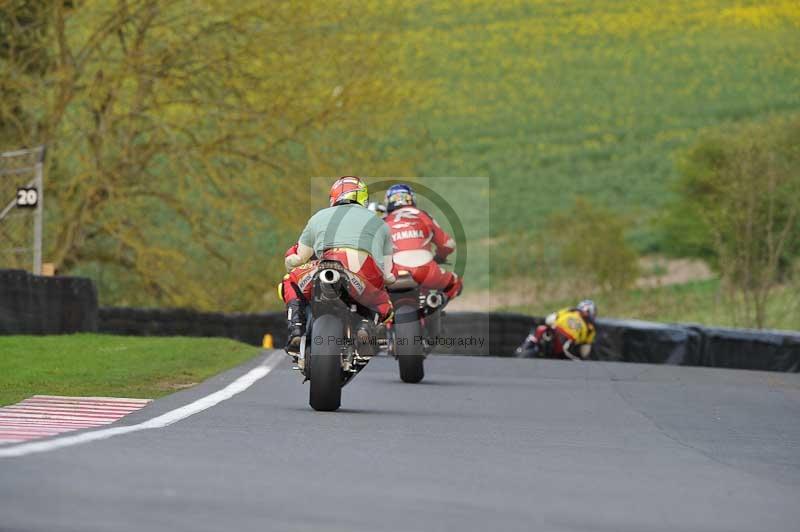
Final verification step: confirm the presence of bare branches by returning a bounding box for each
[1,0,415,310]
[678,116,800,328]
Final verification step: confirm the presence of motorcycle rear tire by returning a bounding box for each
[426,307,442,340]
[395,304,425,383]
[309,314,343,411]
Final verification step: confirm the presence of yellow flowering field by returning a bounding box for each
[380,0,800,251]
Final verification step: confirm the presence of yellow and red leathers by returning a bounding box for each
[530,309,596,360]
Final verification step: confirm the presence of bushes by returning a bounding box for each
[494,195,640,308]
[662,115,800,328]
[547,197,640,294]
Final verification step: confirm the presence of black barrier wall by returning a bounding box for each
[439,314,799,372]
[432,312,533,356]
[98,307,287,347]
[0,269,97,334]
[692,326,800,372]
[592,318,704,366]
[96,308,800,372]
[2,268,798,373]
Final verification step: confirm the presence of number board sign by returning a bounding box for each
[16,187,39,208]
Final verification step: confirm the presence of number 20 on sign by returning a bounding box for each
[16,188,38,208]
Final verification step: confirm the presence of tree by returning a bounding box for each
[547,196,640,295]
[670,115,800,328]
[0,0,420,310]
[0,1,53,145]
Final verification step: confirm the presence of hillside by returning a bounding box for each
[2,0,799,316]
[389,0,800,252]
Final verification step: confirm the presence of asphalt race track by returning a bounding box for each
[2,353,799,532]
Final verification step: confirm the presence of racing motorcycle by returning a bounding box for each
[514,324,581,360]
[514,325,551,358]
[297,259,380,411]
[386,268,447,383]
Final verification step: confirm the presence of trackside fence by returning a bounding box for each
[436,313,800,372]
[0,269,96,334]
[97,306,286,347]
[1,269,798,372]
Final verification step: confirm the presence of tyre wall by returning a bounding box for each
[97,307,287,347]
[91,310,800,372]
[2,267,797,372]
[0,269,97,334]
[439,313,799,372]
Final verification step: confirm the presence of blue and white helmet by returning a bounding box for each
[385,183,416,212]
[576,299,597,321]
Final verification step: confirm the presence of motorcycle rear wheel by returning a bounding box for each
[395,304,425,383]
[309,314,343,411]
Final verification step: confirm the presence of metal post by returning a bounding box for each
[33,146,45,275]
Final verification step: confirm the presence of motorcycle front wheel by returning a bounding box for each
[309,314,343,411]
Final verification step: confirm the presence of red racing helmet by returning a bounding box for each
[329,176,369,207]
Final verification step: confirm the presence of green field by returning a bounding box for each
[0,335,260,406]
[505,278,800,331]
[387,0,800,251]
[365,0,800,328]
[3,1,799,320]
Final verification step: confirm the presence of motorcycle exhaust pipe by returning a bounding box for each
[320,269,341,284]
[319,269,341,299]
[425,292,444,309]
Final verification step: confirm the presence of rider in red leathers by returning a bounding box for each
[383,184,463,300]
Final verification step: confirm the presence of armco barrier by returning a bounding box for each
[97,307,287,347]
[2,266,798,372]
[439,313,799,372]
[93,306,800,373]
[432,311,535,356]
[436,314,706,363]
[0,269,97,334]
[694,326,800,373]
[95,309,533,355]
[592,318,703,366]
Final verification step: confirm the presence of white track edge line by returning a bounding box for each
[0,351,284,459]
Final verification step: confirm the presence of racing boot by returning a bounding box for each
[514,334,539,358]
[355,319,376,359]
[285,299,306,355]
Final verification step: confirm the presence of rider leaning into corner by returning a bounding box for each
[383,184,463,301]
[514,300,597,360]
[278,176,396,354]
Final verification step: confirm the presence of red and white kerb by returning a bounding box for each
[0,395,151,444]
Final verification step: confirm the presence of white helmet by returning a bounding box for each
[577,299,597,321]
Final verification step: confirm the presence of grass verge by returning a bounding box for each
[0,334,260,407]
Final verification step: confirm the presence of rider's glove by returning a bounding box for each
[579,344,592,359]
[285,254,302,271]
